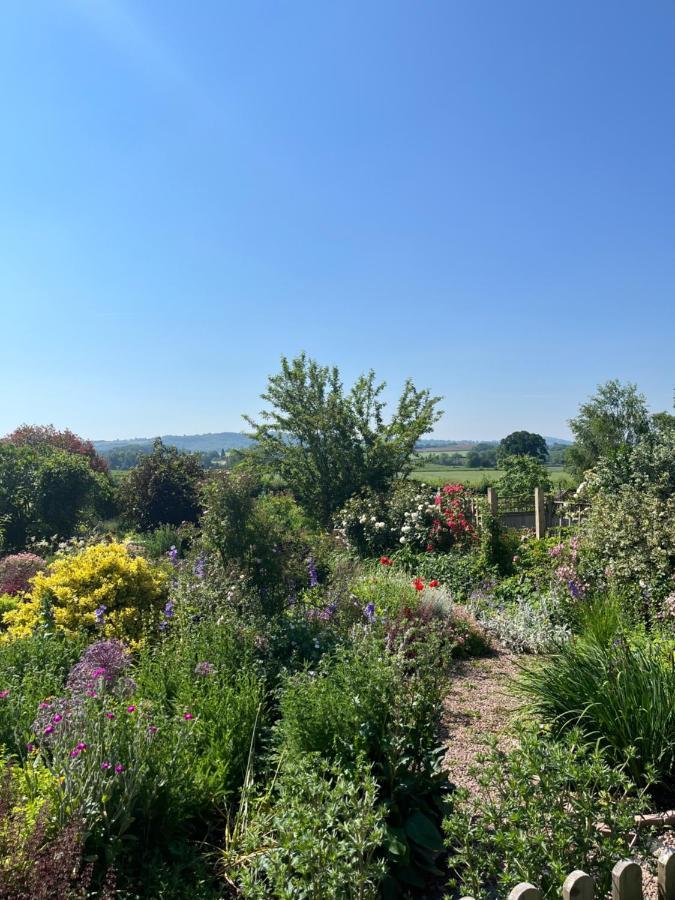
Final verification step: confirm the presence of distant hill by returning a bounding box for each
[93,432,254,454]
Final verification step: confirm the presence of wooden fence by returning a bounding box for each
[460,850,675,900]
[476,487,589,538]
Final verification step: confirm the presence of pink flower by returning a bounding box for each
[148,725,158,734]
[183,712,194,721]
[53,714,63,723]
[105,712,115,719]
[101,761,111,770]
[126,705,136,714]
[0,691,9,699]
[43,725,54,735]
[114,763,124,774]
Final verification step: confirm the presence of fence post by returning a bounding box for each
[534,486,546,539]
[486,486,498,518]
[563,870,594,900]
[508,884,541,900]
[658,849,675,899]
[612,860,642,900]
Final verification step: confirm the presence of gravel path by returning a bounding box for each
[442,648,521,794]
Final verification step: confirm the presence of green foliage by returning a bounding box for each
[517,601,675,784]
[497,430,548,464]
[578,420,675,606]
[120,438,203,531]
[0,444,111,551]
[0,631,84,755]
[200,472,328,613]
[245,354,441,525]
[498,454,552,497]
[567,379,652,479]
[444,728,648,899]
[276,632,450,890]
[229,754,386,899]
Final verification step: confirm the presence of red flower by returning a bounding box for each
[413,578,425,591]
[379,556,393,566]
[429,580,440,588]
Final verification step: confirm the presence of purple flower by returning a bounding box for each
[193,554,206,578]
[363,602,376,623]
[307,557,319,588]
[167,545,179,565]
[164,600,175,620]
[67,641,132,698]
[101,761,111,770]
[183,712,194,721]
[114,763,125,774]
[194,661,215,677]
[94,605,107,626]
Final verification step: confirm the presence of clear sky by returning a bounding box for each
[1,1,673,441]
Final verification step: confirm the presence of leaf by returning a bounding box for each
[403,810,444,852]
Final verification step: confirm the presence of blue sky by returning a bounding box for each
[1,1,673,441]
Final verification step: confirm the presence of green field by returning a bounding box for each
[410,465,573,488]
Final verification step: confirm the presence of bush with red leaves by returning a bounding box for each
[3,425,108,473]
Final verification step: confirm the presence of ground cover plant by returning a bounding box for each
[0,372,672,897]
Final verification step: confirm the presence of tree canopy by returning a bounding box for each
[566,380,652,479]
[497,431,548,464]
[245,354,442,524]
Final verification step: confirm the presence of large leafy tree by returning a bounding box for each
[497,431,548,464]
[566,380,652,479]
[245,354,442,524]
[3,424,108,473]
[120,439,203,531]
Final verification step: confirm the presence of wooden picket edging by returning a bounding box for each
[459,849,675,900]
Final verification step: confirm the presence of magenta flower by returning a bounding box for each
[126,705,136,714]
[39,701,51,709]
[43,725,54,735]
[53,714,63,723]
[86,690,97,698]
[26,743,36,752]
[105,712,115,719]
[148,725,158,735]
[0,690,9,699]
[114,763,125,774]
[101,761,111,770]
[182,712,194,721]
[76,741,87,750]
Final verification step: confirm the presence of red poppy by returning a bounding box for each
[379,556,393,566]
[413,578,425,591]
[429,580,440,588]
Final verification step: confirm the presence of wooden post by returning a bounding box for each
[563,871,594,900]
[658,849,675,899]
[534,486,546,539]
[486,486,498,517]
[508,884,541,900]
[612,860,642,900]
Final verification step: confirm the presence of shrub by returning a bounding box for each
[444,728,648,899]
[3,423,109,473]
[338,481,476,557]
[517,608,675,784]
[200,472,328,614]
[497,454,552,497]
[120,439,203,531]
[227,755,386,899]
[276,633,450,891]
[466,588,571,653]
[0,444,111,552]
[0,553,46,596]
[2,543,168,646]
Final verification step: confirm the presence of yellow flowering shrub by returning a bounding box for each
[2,543,168,645]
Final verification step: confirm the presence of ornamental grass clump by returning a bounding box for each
[518,598,675,785]
[2,543,168,646]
